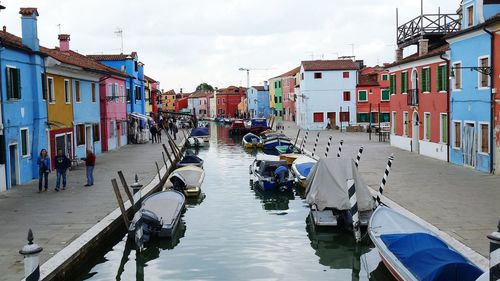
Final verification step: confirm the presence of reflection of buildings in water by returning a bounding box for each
[216,124,241,145]
[359,249,396,281]
[251,181,295,211]
[210,122,218,142]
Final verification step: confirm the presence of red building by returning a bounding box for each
[216,86,246,117]
[282,67,300,122]
[175,94,190,112]
[356,66,390,125]
[386,43,449,161]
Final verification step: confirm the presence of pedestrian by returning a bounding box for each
[150,123,158,143]
[37,149,50,193]
[84,149,96,187]
[54,149,71,191]
[157,123,162,143]
[168,119,173,135]
[173,122,178,140]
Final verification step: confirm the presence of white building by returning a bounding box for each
[296,60,359,130]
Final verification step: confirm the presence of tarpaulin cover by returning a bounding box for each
[305,158,374,211]
[179,155,203,165]
[251,119,267,127]
[296,163,314,178]
[191,127,209,137]
[381,233,483,281]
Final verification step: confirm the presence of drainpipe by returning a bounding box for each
[440,53,450,163]
[484,27,494,174]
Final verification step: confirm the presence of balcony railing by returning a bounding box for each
[407,89,419,106]
[397,14,460,48]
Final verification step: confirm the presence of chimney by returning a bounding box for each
[395,48,403,63]
[19,8,40,52]
[263,81,269,91]
[418,39,429,56]
[2,26,6,32]
[58,34,70,52]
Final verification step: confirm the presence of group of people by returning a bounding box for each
[36,149,96,193]
[150,117,179,143]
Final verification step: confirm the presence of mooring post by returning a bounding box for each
[111,179,129,229]
[130,174,143,207]
[488,220,500,280]
[324,136,332,158]
[292,129,301,149]
[162,151,167,167]
[117,170,134,206]
[301,130,309,154]
[347,179,361,242]
[19,229,43,281]
[155,161,162,182]
[375,154,394,206]
[168,140,179,160]
[311,132,320,157]
[337,140,344,158]
[162,144,173,165]
[355,147,364,168]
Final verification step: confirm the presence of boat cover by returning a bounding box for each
[296,162,315,177]
[381,233,483,281]
[305,158,374,211]
[167,166,205,188]
[251,119,267,127]
[191,127,209,137]
[179,155,203,165]
[258,160,289,177]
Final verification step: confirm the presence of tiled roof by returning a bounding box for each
[252,86,265,91]
[164,89,176,96]
[385,44,449,68]
[302,60,359,71]
[271,66,300,79]
[144,74,157,83]
[0,30,37,53]
[188,91,211,98]
[86,52,137,61]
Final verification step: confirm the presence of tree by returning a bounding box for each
[195,83,214,92]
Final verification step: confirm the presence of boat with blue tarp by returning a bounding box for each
[249,154,294,192]
[291,155,316,188]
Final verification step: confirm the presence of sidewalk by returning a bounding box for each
[0,131,185,281]
[281,121,500,258]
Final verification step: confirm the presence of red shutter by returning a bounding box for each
[340,112,350,122]
[313,112,324,122]
[343,91,351,101]
[343,72,349,78]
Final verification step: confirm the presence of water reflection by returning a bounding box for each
[250,181,295,212]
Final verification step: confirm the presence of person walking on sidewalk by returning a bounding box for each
[37,149,50,193]
[157,122,163,143]
[168,119,173,135]
[173,122,178,140]
[150,123,158,143]
[84,149,96,187]
[54,149,71,191]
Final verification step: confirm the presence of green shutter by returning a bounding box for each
[441,114,448,143]
[389,75,394,94]
[437,66,443,91]
[426,114,431,140]
[382,89,390,101]
[401,72,408,93]
[359,90,367,101]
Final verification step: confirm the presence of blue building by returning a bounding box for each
[87,53,146,115]
[446,0,498,172]
[0,8,48,189]
[246,83,270,118]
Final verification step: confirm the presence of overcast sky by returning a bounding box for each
[1,0,458,92]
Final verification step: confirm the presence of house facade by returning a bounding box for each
[281,67,300,122]
[188,91,210,117]
[356,66,391,126]
[246,84,270,118]
[216,86,245,117]
[269,77,283,121]
[491,18,500,173]
[296,60,359,130]
[162,89,176,112]
[0,8,48,189]
[99,75,127,152]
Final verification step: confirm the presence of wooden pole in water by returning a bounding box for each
[117,171,134,205]
[375,154,394,206]
[355,147,364,168]
[155,161,162,182]
[169,140,179,160]
[337,140,344,157]
[162,152,168,167]
[324,135,332,158]
[348,179,362,242]
[162,144,173,165]
[312,132,320,157]
[301,130,309,154]
[292,129,301,149]
[111,179,129,229]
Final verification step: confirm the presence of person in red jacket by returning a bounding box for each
[84,149,96,186]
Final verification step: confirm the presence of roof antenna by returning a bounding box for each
[57,24,61,35]
[115,27,123,54]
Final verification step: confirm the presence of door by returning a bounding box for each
[327,112,336,128]
[66,133,73,158]
[9,145,17,186]
[117,122,122,148]
[56,135,65,156]
[463,123,476,167]
[412,111,420,153]
[86,125,92,151]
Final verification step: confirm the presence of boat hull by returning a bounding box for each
[262,138,292,150]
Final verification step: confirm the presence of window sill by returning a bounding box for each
[438,91,447,94]
[422,91,430,94]
[478,151,490,156]
[22,154,30,158]
[452,146,461,150]
[401,93,407,95]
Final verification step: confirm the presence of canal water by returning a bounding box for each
[76,124,394,281]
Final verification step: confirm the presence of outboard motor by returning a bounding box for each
[274,165,289,191]
[170,175,187,192]
[134,209,161,247]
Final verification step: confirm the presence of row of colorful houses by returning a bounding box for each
[0,7,163,192]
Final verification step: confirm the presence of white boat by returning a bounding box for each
[164,166,205,198]
[187,137,208,147]
[291,155,317,188]
[368,206,484,281]
[242,133,262,149]
[305,158,374,228]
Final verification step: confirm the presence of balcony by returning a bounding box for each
[397,14,460,48]
[407,89,419,106]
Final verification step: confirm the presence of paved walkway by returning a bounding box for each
[0,131,186,281]
[281,121,500,258]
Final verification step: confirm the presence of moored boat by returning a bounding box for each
[291,155,317,188]
[242,132,262,148]
[229,119,247,135]
[279,153,302,165]
[261,133,292,150]
[275,145,300,154]
[164,166,205,198]
[187,137,208,147]
[177,154,204,168]
[191,127,210,142]
[368,206,484,281]
[249,154,294,192]
[248,118,269,134]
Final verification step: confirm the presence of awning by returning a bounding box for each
[128,112,153,121]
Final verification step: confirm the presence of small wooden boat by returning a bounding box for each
[261,133,292,150]
[250,154,294,192]
[129,190,185,247]
[242,133,262,149]
[369,206,484,281]
[279,153,302,165]
[164,166,205,198]
[291,155,317,188]
[190,127,210,142]
[229,119,248,135]
[177,154,204,168]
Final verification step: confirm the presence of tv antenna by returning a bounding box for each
[115,27,123,54]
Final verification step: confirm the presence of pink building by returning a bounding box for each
[188,91,210,117]
[100,75,128,151]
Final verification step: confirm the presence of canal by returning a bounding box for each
[76,124,394,281]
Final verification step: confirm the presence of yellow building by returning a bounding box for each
[162,89,176,111]
[268,77,277,111]
[144,79,153,115]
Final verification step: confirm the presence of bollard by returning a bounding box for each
[311,132,320,157]
[347,179,361,243]
[355,147,364,168]
[488,220,500,280]
[19,229,43,281]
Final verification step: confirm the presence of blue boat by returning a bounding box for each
[250,155,294,192]
[191,127,209,138]
[261,133,292,150]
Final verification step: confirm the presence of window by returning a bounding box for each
[440,114,448,143]
[274,96,278,103]
[453,122,461,148]
[122,121,127,135]
[357,113,369,123]
[403,112,409,136]
[48,77,55,103]
[343,72,349,78]
[340,112,349,122]
[110,120,116,137]
[135,86,141,100]
[421,67,431,92]
[148,90,152,105]
[454,63,462,90]
[6,67,21,100]
[389,74,396,94]
[113,84,118,101]
[343,91,351,101]
[301,73,304,80]
[467,5,474,27]
[480,57,489,88]
[120,85,125,103]
[91,83,96,103]
[381,89,390,101]
[64,79,70,103]
[381,74,389,81]
[93,124,100,142]
[424,113,431,140]
[437,65,447,92]
[76,124,85,146]
[381,112,390,122]
[75,80,81,102]
[41,73,47,100]
[217,98,220,104]
[126,88,132,102]
[313,112,324,123]
[20,128,29,157]
[134,61,138,72]
[314,72,322,79]
[480,123,489,153]
[358,90,367,102]
[401,71,408,94]
[392,112,397,133]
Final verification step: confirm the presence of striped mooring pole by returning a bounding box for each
[355,147,364,168]
[324,136,332,158]
[488,220,500,280]
[301,130,309,154]
[19,229,43,281]
[347,179,362,242]
[337,140,344,158]
[311,132,320,157]
[375,154,394,206]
